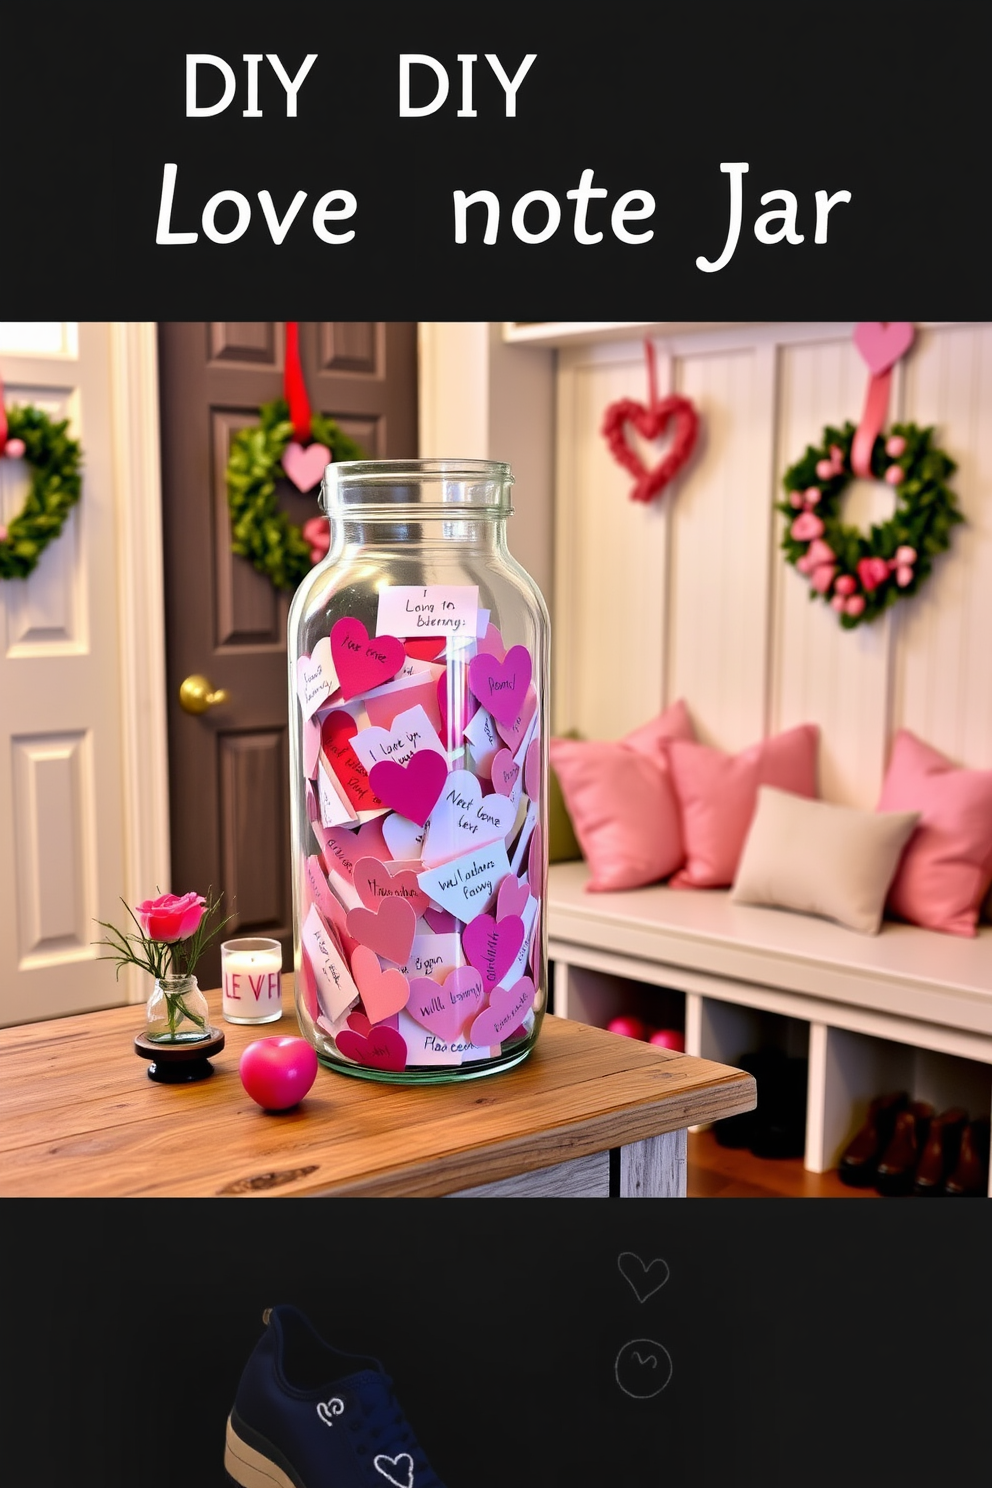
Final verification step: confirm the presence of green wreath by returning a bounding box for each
[778,421,962,629]
[0,405,83,580]
[226,397,365,592]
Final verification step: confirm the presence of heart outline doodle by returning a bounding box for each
[617,1251,670,1303]
[373,1452,415,1488]
[316,1396,345,1426]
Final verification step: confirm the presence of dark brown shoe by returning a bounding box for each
[875,1102,935,1196]
[944,1117,991,1197]
[838,1090,909,1188]
[913,1107,968,1196]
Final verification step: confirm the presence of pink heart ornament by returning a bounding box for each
[353,855,429,918]
[330,617,406,701]
[857,555,890,593]
[318,818,389,885]
[336,1025,407,1073]
[853,321,915,376]
[345,895,418,966]
[463,912,526,990]
[468,645,533,726]
[350,944,410,1024]
[282,441,331,493]
[405,966,486,1041]
[468,976,537,1047]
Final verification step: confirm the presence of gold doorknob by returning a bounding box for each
[179,674,229,715]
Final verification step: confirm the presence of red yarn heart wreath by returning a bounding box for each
[601,340,700,504]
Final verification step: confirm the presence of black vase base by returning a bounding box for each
[134,1027,225,1083]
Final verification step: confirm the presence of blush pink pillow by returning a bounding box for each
[549,700,695,891]
[877,729,992,937]
[667,724,819,888]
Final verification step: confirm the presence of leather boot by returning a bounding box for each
[875,1102,934,1196]
[944,1116,991,1197]
[913,1107,968,1196]
[838,1090,909,1188]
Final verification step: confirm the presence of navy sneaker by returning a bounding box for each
[225,1305,447,1488]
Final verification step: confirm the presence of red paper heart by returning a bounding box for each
[320,712,384,813]
[602,394,699,504]
[336,1024,407,1072]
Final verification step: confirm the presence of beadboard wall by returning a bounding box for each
[553,321,992,808]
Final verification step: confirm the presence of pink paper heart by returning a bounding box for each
[404,637,447,662]
[406,966,486,1041]
[345,895,418,966]
[491,749,521,797]
[857,555,890,593]
[528,822,544,896]
[353,855,429,917]
[496,873,530,921]
[347,1009,372,1038]
[382,813,427,862]
[468,976,536,1047]
[368,749,449,828]
[476,623,506,660]
[494,687,538,752]
[524,737,541,801]
[319,887,363,962]
[468,646,533,726]
[282,441,331,492]
[319,819,389,885]
[853,321,915,376]
[424,906,459,935]
[463,912,526,990]
[330,617,406,701]
[302,714,321,779]
[321,712,385,813]
[336,1025,407,1072]
[350,944,410,1024]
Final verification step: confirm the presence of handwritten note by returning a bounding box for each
[418,840,510,919]
[377,585,479,639]
[302,903,360,1022]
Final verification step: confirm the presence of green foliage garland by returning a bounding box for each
[0,405,83,579]
[778,421,962,630]
[226,397,365,592]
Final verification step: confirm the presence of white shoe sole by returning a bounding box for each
[225,1414,299,1488]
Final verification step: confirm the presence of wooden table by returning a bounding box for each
[0,980,755,1197]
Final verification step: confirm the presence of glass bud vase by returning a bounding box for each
[287,459,549,1084]
[145,974,211,1044]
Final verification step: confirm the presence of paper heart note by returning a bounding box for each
[346,894,418,966]
[418,840,510,920]
[330,617,406,701]
[296,636,339,720]
[463,911,526,990]
[405,965,485,1041]
[319,819,389,884]
[469,976,536,1046]
[422,769,517,868]
[351,944,410,1024]
[320,712,385,814]
[468,646,533,726]
[353,855,430,918]
[350,704,446,772]
[336,1025,407,1073]
[369,749,448,828]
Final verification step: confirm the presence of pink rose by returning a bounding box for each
[833,574,857,597]
[857,556,890,592]
[791,511,824,542]
[135,891,206,942]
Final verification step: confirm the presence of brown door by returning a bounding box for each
[157,322,418,988]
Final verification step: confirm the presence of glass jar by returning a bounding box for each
[145,974,210,1043]
[287,459,548,1084]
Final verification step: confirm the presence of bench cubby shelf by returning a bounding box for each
[548,862,992,1195]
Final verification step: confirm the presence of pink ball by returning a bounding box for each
[885,435,907,458]
[885,463,903,486]
[239,1036,318,1111]
[650,1028,685,1052]
[815,459,835,481]
[804,486,822,504]
[0,525,7,544]
[607,1015,650,1041]
[833,574,857,596]
[789,492,803,509]
[845,595,866,617]
[831,595,846,612]
[3,437,25,459]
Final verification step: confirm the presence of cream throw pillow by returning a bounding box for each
[731,787,920,934]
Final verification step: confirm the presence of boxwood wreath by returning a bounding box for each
[778,420,962,629]
[0,405,83,580]
[226,397,365,592]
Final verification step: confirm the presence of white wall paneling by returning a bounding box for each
[554,323,992,804]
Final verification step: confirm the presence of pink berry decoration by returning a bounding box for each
[885,463,903,485]
[4,437,25,459]
[885,434,907,458]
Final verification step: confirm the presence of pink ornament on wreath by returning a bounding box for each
[885,463,904,486]
[4,437,25,459]
[301,515,330,564]
[791,510,824,542]
[0,525,7,544]
[885,434,907,459]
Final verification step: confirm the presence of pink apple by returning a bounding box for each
[607,1015,650,1040]
[650,1028,685,1052]
[239,1036,318,1111]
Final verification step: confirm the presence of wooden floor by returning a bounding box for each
[687,1128,878,1198]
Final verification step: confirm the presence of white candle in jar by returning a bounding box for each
[221,938,283,1024]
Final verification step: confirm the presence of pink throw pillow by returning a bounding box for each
[667,724,819,888]
[549,700,695,892]
[877,729,992,937]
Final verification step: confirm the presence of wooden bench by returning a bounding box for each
[548,860,992,1193]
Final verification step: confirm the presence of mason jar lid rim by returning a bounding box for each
[326,457,513,480]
